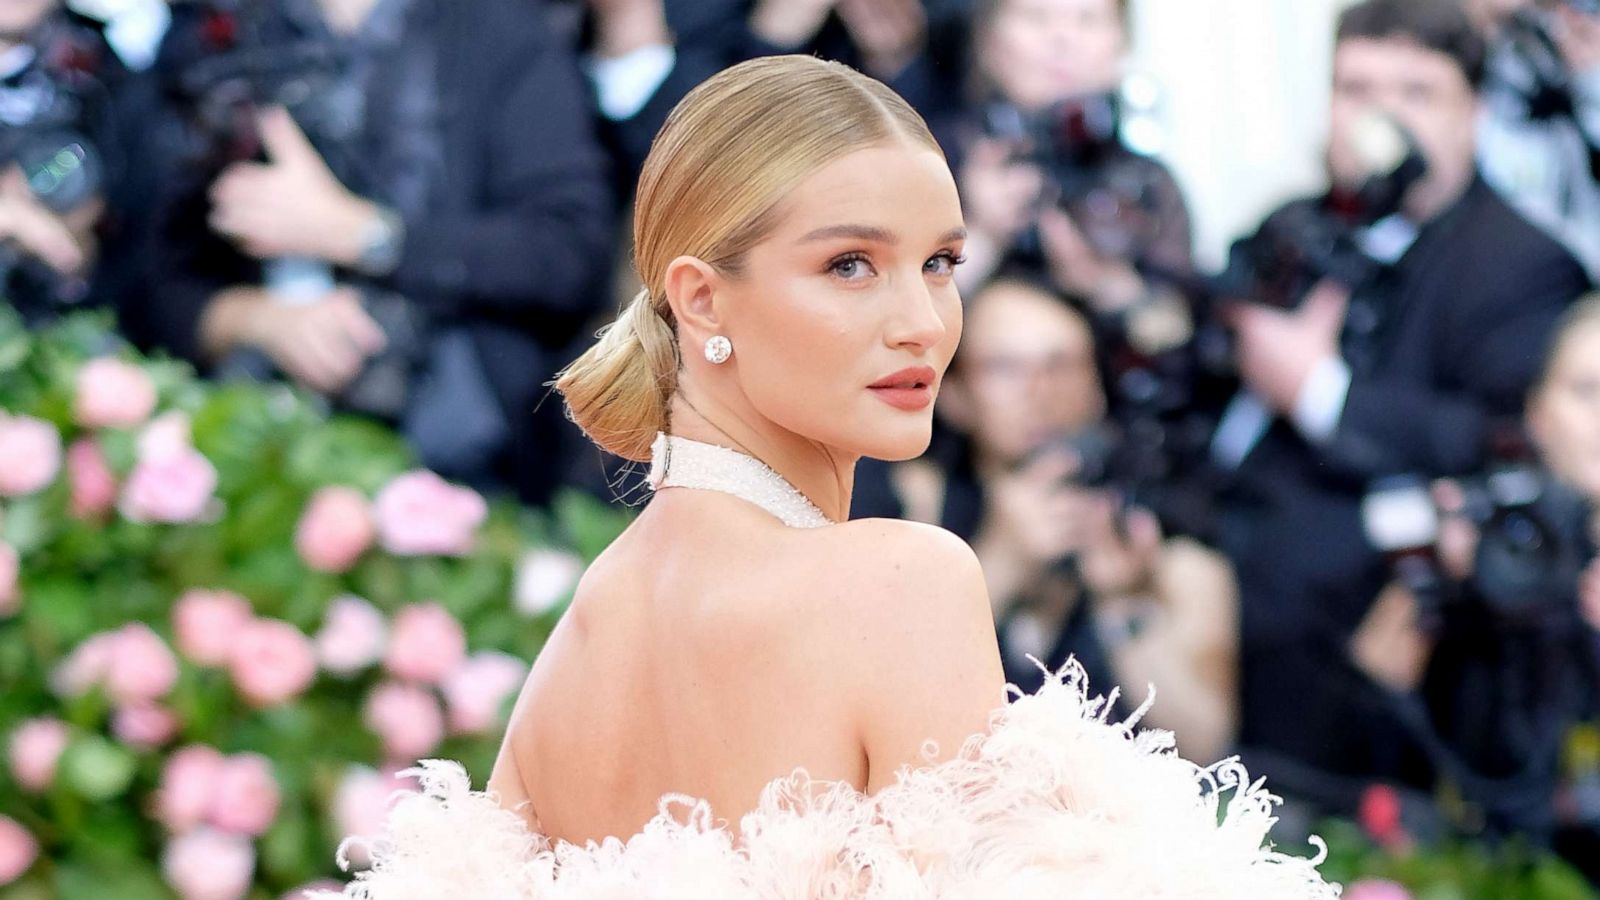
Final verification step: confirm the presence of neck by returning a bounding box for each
[667,391,855,524]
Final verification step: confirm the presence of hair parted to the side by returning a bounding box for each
[553,55,943,462]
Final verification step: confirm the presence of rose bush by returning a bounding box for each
[0,311,625,900]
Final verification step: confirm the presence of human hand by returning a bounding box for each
[1037,205,1144,313]
[241,286,387,394]
[588,0,671,57]
[959,139,1045,249]
[749,0,838,48]
[209,107,379,266]
[1078,502,1163,600]
[1227,279,1348,414]
[837,0,927,79]
[987,449,1105,567]
[1350,581,1433,692]
[1555,6,1600,76]
[0,166,94,276]
[1430,479,1479,583]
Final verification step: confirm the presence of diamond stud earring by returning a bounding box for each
[704,335,732,365]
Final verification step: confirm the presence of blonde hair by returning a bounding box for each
[553,55,943,462]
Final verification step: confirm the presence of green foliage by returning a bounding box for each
[0,311,632,897]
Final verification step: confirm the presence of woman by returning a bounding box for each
[868,276,1237,762]
[314,56,1334,898]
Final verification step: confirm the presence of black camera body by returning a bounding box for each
[157,0,343,172]
[1455,466,1596,624]
[1213,116,1428,309]
[0,17,113,318]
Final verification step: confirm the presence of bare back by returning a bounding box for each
[488,489,1004,845]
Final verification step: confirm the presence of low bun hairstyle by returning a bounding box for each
[553,55,943,462]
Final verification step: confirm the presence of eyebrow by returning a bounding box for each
[799,224,968,245]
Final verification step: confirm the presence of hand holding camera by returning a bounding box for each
[207,107,381,267]
[0,166,93,277]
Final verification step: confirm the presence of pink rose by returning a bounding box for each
[74,357,157,429]
[441,652,527,735]
[1344,880,1413,900]
[50,631,117,697]
[383,602,466,685]
[105,623,179,704]
[156,745,224,833]
[8,717,69,793]
[111,703,180,750]
[208,753,280,837]
[513,549,583,617]
[1359,783,1408,851]
[0,815,38,887]
[373,470,487,556]
[173,589,254,667]
[136,411,192,461]
[363,682,444,763]
[333,765,406,841]
[315,595,387,676]
[0,542,17,618]
[119,447,217,524]
[66,437,119,519]
[0,413,61,497]
[161,828,255,900]
[229,618,316,707]
[295,486,375,573]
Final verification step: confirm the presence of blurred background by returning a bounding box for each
[3,0,1600,897]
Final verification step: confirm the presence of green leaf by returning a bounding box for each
[58,737,137,802]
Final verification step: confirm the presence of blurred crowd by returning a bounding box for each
[4,0,1600,877]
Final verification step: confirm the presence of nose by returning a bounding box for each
[885,277,950,353]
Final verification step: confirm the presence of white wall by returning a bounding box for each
[1126,0,1358,267]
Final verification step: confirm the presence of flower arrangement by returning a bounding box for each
[0,310,629,900]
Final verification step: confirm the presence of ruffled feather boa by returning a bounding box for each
[309,662,1339,898]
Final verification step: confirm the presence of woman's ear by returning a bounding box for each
[663,255,723,345]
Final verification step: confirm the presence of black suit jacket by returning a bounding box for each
[1225,174,1591,785]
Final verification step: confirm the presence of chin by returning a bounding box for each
[853,416,935,462]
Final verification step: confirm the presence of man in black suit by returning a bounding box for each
[1216,0,1592,801]
[126,0,614,507]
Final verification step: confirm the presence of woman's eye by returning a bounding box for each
[830,256,873,280]
[925,252,966,277]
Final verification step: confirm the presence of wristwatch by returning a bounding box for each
[354,205,406,277]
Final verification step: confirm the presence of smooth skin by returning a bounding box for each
[489,141,1007,844]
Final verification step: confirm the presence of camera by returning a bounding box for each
[1213,112,1428,309]
[0,19,110,318]
[981,92,1174,263]
[157,0,342,171]
[1361,443,1596,627]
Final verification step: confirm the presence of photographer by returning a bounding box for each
[579,0,968,185]
[1350,296,1600,840]
[954,0,1195,323]
[0,0,150,327]
[1471,0,1600,276]
[1217,0,1592,797]
[854,276,1237,762]
[126,0,614,505]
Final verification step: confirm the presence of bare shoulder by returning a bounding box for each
[798,519,1005,787]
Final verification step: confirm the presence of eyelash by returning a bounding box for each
[827,251,968,279]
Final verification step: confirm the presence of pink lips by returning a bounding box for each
[868,366,937,412]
